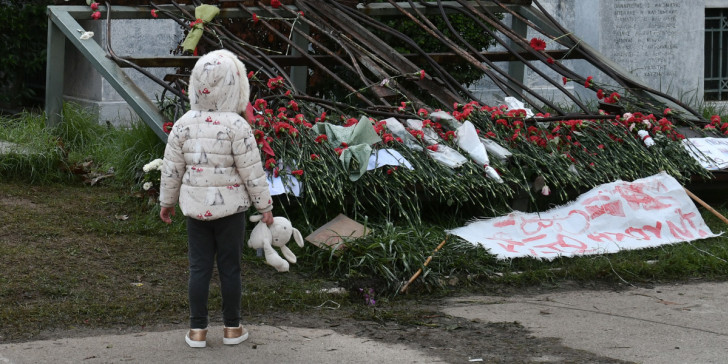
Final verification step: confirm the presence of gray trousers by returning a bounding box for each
[186,212,246,329]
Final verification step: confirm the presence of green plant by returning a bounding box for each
[0,104,165,187]
[94,119,166,187]
[0,1,52,109]
[0,110,68,183]
[302,221,498,294]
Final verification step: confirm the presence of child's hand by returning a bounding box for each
[160,206,176,224]
[261,211,274,226]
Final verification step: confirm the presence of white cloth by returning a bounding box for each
[504,96,534,118]
[448,172,718,260]
[682,137,728,171]
[367,149,413,170]
[456,121,503,183]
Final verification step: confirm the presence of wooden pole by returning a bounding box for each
[400,237,448,293]
[684,187,728,226]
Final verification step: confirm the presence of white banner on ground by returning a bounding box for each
[683,137,728,171]
[448,172,719,260]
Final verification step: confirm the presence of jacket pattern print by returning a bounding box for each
[158,49,273,220]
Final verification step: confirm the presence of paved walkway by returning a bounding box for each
[443,280,728,364]
[2,281,727,363]
[0,324,439,364]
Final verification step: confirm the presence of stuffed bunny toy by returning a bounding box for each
[247,215,304,272]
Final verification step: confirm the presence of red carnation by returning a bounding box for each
[162,122,174,133]
[271,0,281,8]
[529,37,547,51]
[314,134,328,143]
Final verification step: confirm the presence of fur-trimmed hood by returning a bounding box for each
[189,49,250,114]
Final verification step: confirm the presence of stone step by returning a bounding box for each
[0,140,29,155]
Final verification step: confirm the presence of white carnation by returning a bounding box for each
[143,182,153,191]
[143,159,164,173]
[151,159,164,170]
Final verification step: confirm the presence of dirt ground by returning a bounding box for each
[269,302,629,363]
[0,182,630,363]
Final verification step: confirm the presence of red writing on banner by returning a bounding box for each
[667,209,711,239]
[587,222,662,243]
[613,182,674,211]
[468,175,713,258]
[520,209,590,235]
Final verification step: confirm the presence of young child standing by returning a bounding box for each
[158,49,274,348]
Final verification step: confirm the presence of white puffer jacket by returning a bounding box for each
[159,49,273,220]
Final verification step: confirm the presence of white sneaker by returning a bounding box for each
[223,325,249,345]
[185,328,207,348]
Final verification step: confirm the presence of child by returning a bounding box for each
[158,49,274,348]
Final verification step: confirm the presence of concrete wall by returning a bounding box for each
[472,0,717,109]
[63,18,182,126]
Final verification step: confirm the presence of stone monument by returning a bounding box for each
[473,0,706,108]
[575,0,704,99]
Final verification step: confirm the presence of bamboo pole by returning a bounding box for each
[400,237,448,293]
[684,187,728,226]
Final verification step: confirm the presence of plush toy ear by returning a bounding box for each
[292,228,304,248]
[249,214,263,223]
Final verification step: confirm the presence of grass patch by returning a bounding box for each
[2,105,728,343]
[0,110,69,183]
[0,104,164,187]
